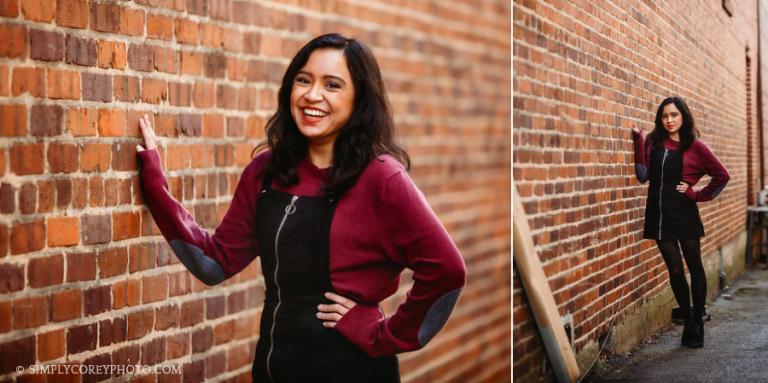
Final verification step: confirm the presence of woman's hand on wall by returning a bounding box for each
[136,114,157,152]
[317,292,358,328]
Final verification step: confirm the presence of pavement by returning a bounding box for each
[587,266,768,383]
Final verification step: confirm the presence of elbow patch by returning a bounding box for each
[635,164,648,182]
[711,184,726,199]
[169,239,226,286]
[417,288,462,346]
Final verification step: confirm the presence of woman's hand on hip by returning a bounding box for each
[676,181,690,193]
[317,292,357,328]
[136,114,157,152]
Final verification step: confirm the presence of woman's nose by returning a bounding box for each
[305,85,322,101]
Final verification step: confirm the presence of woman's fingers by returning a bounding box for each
[677,182,689,193]
[316,292,358,328]
[324,292,356,309]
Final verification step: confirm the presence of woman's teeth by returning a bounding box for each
[303,108,328,117]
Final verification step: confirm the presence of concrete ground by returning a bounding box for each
[587,266,768,383]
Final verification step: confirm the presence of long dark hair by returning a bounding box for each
[649,96,700,152]
[252,33,410,198]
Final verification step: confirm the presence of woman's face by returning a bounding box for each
[290,48,355,146]
[662,102,683,137]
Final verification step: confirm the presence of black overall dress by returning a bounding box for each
[251,173,400,383]
[643,144,705,239]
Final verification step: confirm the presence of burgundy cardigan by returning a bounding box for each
[632,130,730,201]
[137,148,466,357]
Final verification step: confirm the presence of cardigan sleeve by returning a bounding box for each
[632,129,650,183]
[333,168,467,357]
[137,148,263,285]
[684,141,730,202]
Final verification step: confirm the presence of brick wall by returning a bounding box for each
[514,0,758,381]
[0,1,511,382]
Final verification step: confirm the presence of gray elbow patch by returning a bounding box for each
[711,184,726,199]
[635,164,648,182]
[169,239,225,286]
[417,288,462,346]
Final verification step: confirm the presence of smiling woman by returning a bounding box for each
[135,33,466,383]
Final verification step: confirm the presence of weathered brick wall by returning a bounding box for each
[513,0,758,381]
[0,1,511,382]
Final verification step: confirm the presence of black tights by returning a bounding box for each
[655,238,707,319]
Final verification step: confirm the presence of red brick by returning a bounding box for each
[127,309,154,340]
[169,81,192,106]
[111,141,138,171]
[46,217,78,247]
[200,23,222,48]
[228,343,252,371]
[205,295,226,319]
[0,24,27,58]
[99,316,126,347]
[66,251,96,282]
[55,179,71,209]
[30,104,63,136]
[180,50,202,75]
[227,57,246,81]
[10,143,43,175]
[155,304,179,331]
[97,40,126,69]
[19,182,36,215]
[0,262,24,292]
[81,213,110,245]
[141,274,168,303]
[50,289,82,321]
[141,78,167,104]
[141,336,165,366]
[216,84,237,109]
[21,0,54,22]
[38,329,65,362]
[0,223,9,257]
[47,69,80,99]
[72,178,87,209]
[98,108,125,137]
[205,52,227,78]
[98,247,128,278]
[0,148,4,177]
[65,35,96,66]
[205,350,226,379]
[11,67,44,97]
[47,142,78,173]
[180,299,204,328]
[67,108,98,136]
[56,0,88,28]
[147,13,173,40]
[178,113,201,137]
[0,64,8,95]
[174,17,198,44]
[182,360,204,383]
[67,323,96,354]
[81,143,110,172]
[112,211,140,241]
[0,335,35,375]
[125,110,150,139]
[0,0,19,16]
[114,75,140,102]
[0,104,26,136]
[37,179,54,214]
[119,7,144,36]
[222,27,242,52]
[10,219,45,254]
[82,72,112,102]
[112,344,139,367]
[84,285,110,315]
[192,326,213,353]
[90,2,119,33]
[29,28,62,61]
[0,301,9,332]
[13,295,48,329]
[127,43,154,72]
[169,270,191,296]
[129,243,156,272]
[28,253,63,287]
[82,354,111,382]
[193,81,215,108]
[166,332,188,359]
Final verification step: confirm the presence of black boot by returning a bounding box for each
[682,318,704,348]
[673,306,711,324]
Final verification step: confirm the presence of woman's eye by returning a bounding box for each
[296,77,310,85]
[326,82,341,89]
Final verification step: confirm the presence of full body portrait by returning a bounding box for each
[135,34,466,382]
[632,96,730,348]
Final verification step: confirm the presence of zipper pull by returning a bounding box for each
[285,195,298,215]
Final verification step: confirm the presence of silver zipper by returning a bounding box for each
[658,149,668,239]
[266,195,299,383]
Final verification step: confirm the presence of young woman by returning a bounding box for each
[631,96,730,348]
[135,34,466,382]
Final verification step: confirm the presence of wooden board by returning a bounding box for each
[513,188,580,383]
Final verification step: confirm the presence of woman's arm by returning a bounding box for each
[136,116,262,285]
[683,141,730,202]
[632,124,650,183]
[333,169,467,357]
